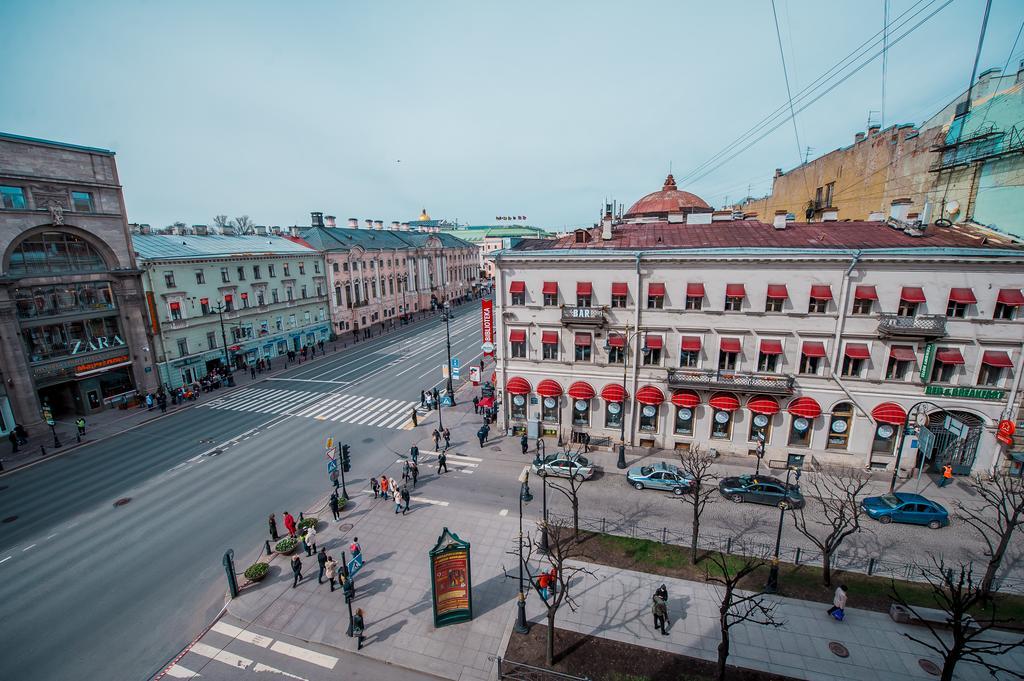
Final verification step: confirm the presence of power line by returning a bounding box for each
[770,0,808,196]
[881,0,890,130]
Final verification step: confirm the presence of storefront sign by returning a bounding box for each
[567,307,598,319]
[75,354,131,376]
[919,343,936,382]
[924,385,1005,401]
[429,527,473,628]
[481,299,494,357]
[997,420,1016,446]
[71,335,125,354]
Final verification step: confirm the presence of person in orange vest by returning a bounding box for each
[940,464,953,487]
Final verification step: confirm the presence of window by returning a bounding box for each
[342,263,349,272]
[930,360,955,383]
[841,356,864,378]
[827,403,853,450]
[543,292,558,306]
[719,351,737,371]
[283,263,290,276]
[765,297,783,313]
[605,401,624,428]
[809,298,828,314]
[257,290,265,306]
[886,346,915,381]
[897,300,917,317]
[646,284,665,309]
[575,334,592,362]
[577,294,592,307]
[758,352,779,372]
[788,416,812,447]
[871,423,897,455]
[542,333,559,360]
[221,267,230,283]
[994,302,1017,320]
[749,413,772,444]
[7,232,106,275]
[611,293,627,308]
[200,297,210,315]
[510,394,527,419]
[301,285,308,299]
[241,292,249,308]
[0,185,27,209]
[169,301,182,320]
[253,265,261,280]
[724,296,743,311]
[268,264,276,277]
[638,404,658,432]
[332,262,339,273]
[799,354,821,375]
[541,396,559,423]
[946,300,967,318]
[823,182,834,208]
[680,350,699,368]
[275,316,283,331]
[511,291,525,305]
[852,298,872,315]
[814,186,823,208]
[572,399,590,426]
[299,262,305,275]
[643,346,662,366]
[163,271,175,287]
[335,286,343,305]
[674,406,694,435]
[235,266,245,281]
[206,331,217,349]
[711,410,732,439]
[313,261,320,274]
[71,191,94,212]
[194,269,205,284]
[272,288,279,303]
[176,338,188,356]
[224,294,233,312]
[685,295,702,310]
[978,364,1004,387]
[607,346,624,364]
[286,287,294,301]
[511,339,526,358]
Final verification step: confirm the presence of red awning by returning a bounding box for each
[872,402,907,425]
[567,381,596,400]
[748,395,780,415]
[720,337,742,353]
[935,348,965,365]
[671,390,700,408]
[645,335,664,350]
[766,284,789,299]
[574,333,591,346]
[636,385,665,405]
[680,336,702,352]
[478,396,494,409]
[509,280,525,294]
[854,285,878,300]
[648,282,666,296]
[577,281,593,296]
[709,392,740,411]
[981,350,1013,368]
[889,345,917,362]
[844,343,871,359]
[726,283,746,298]
[687,283,705,297]
[542,281,558,295]
[506,377,532,394]
[759,339,783,355]
[611,282,628,296]
[900,286,927,303]
[809,285,833,300]
[607,333,625,348]
[997,288,1024,305]
[948,287,977,304]
[801,341,827,357]
[509,329,526,342]
[787,396,822,419]
[601,384,628,402]
[541,331,559,344]
[536,379,562,397]
[228,345,242,351]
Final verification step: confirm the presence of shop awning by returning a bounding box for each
[801,341,827,357]
[607,333,625,348]
[854,285,878,300]
[577,281,593,296]
[726,283,746,298]
[506,377,532,395]
[872,402,907,425]
[889,345,917,362]
[509,329,526,342]
[787,396,822,419]
[766,284,789,299]
[747,395,780,415]
[997,288,1024,305]
[648,282,666,296]
[680,336,702,352]
[948,287,977,304]
[509,280,525,294]
[568,381,596,400]
[644,334,663,349]
[687,283,705,297]
[709,392,740,411]
[981,350,1013,368]
[601,384,628,402]
[720,337,742,353]
[636,385,665,405]
[542,281,558,295]
[759,339,783,355]
[611,282,628,296]
[809,285,833,300]
[671,390,700,408]
[537,379,563,397]
[935,348,965,365]
[541,331,559,344]
[900,286,927,303]
[574,333,592,346]
[844,343,871,359]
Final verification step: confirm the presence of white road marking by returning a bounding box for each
[46,533,58,539]
[190,642,252,667]
[444,459,477,468]
[269,640,338,669]
[210,621,272,648]
[412,497,450,507]
[266,377,350,384]
[252,662,305,679]
[22,544,35,552]
[499,509,509,516]
[165,664,199,678]
[416,366,437,379]
[393,363,418,376]
[420,450,483,462]
[0,556,11,565]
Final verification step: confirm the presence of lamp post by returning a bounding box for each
[539,472,549,554]
[604,329,649,469]
[754,431,766,477]
[515,466,534,634]
[442,303,455,404]
[211,301,233,375]
[764,465,801,593]
[888,400,950,493]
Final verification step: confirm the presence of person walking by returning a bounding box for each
[442,428,451,450]
[652,589,669,635]
[520,434,528,455]
[537,571,552,600]
[251,365,256,380]
[437,450,448,474]
[380,475,389,498]
[325,555,337,591]
[420,390,426,407]
[283,511,297,538]
[432,387,440,406]
[432,429,441,450]
[268,513,279,540]
[291,554,303,588]
[76,417,86,436]
[371,476,380,499]
[477,426,487,448]
[411,408,418,427]
[410,461,419,487]
[305,525,318,556]
[349,537,362,559]
[393,486,402,514]
[402,462,411,485]
[400,485,411,515]
[940,464,953,487]
[317,547,328,584]
[8,430,18,453]
[329,491,341,521]
[827,584,848,619]
[300,528,311,556]
[352,608,366,650]
[472,396,479,414]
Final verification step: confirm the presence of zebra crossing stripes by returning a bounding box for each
[202,388,321,414]
[198,387,418,429]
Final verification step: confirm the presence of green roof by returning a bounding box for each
[441,225,552,241]
[299,227,474,252]
[132,234,315,261]
[0,131,115,155]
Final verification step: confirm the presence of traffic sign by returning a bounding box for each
[327,459,338,473]
[451,358,460,369]
[329,470,339,483]
[347,553,364,578]
[452,367,461,380]
[441,394,453,407]
[326,437,334,449]
[481,342,495,354]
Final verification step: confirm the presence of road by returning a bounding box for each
[0,305,485,681]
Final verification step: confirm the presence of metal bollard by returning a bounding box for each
[868,557,875,576]
[41,445,46,457]
[726,537,733,554]
[265,540,272,555]
[662,527,667,544]
[795,547,801,565]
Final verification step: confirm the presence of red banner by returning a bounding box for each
[481,299,494,357]
[997,419,1016,446]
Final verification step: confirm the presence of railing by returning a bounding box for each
[877,313,946,337]
[667,368,795,394]
[560,306,605,326]
[496,657,591,681]
[930,124,1023,171]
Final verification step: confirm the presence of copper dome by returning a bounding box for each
[625,174,710,217]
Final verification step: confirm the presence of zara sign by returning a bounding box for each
[71,335,126,354]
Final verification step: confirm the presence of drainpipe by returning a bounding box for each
[629,253,643,447]
[495,252,509,432]
[992,336,1024,476]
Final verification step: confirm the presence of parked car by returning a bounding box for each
[861,492,949,529]
[718,475,805,509]
[532,453,595,481]
[627,462,693,495]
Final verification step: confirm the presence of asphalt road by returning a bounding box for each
[0,304,486,681]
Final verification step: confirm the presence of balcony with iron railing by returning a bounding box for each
[667,368,796,394]
[877,313,946,338]
[560,306,606,326]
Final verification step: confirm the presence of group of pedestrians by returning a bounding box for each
[432,428,451,451]
[420,387,442,411]
[372,474,412,514]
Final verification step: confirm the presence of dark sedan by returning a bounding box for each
[718,474,805,509]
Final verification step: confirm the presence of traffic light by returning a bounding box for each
[342,444,351,472]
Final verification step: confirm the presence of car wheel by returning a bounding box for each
[731,494,744,504]
[928,520,943,530]
[672,487,685,496]
[537,468,548,477]
[778,500,791,510]
[573,473,585,482]
[879,514,892,524]
[633,481,644,490]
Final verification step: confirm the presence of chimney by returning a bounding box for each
[889,198,912,222]
[310,212,324,228]
[821,208,839,222]
[373,220,384,230]
[140,224,152,234]
[667,213,684,223]
[390,221,400,230]
[854,132,866,143]
[774,168,783,179]
[601,208,613,240]
[773,210,788,230]
[289,226,301,236]
[324,215,336,228]
[868,210,885,222]
[400,222,410,231]
[255,225,268,236]
[868,125,880,137]
[712,210,734,222]
[362,219,372,230]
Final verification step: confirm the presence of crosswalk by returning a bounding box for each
[199,387,421,430]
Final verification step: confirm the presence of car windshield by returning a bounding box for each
[640,466,654,476]
[878,494,901,508]
[574,456,590,466]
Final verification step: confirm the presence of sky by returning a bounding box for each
[2,0,1023,231]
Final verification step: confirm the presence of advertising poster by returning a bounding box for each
[429,527,473,627]
[481,299,494,357]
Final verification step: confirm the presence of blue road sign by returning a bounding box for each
[441,394,453,407]
[327,459,338,473]
[347,553,364,578]
[452,367,461,380]
[451,358,460,369]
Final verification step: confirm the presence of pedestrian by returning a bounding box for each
[330,491,340,521]
[325,555,338,591]
[652,589,669,635]
[317,547,328,584]
[410,461,419,487]
[432,388,439,406]
[349,537,362,559]
[352,608,366,650]
[537,571,552,600]
[432,429,441,450]
[380,476,389,498]
[268,513,279,540]
[145,393,154,410]
[14,424,26,445]
[442,428,451,450]
[159,396,167,414]
[305,525,318,555]
[291,554,303,588]
[411,408,418,427]
[300,529,311,556]
[437,450,448,474]
[393,487,402,514]
[371,477,380,499]
[477,427,486,448]
[283,511,297,538]
[8,430,19,453]
[401,485,411,515]
[389,476,398,493]
[472,396,479,414]
[940,464,953,487]
[251,366,256,379]
[420,390,426,407]
[76,417,86,436]
[655,583,667,603]
[402,461,411,484]
[520,434,528,455]
[827,584,848,620]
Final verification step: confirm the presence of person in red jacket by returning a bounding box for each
[283,511,297,538]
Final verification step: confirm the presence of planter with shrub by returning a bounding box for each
[275,537,298,555]
[297,517,319,531]
[244,562,269,582]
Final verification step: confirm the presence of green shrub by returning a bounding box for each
[244,562,269,581]
[297,517,318,531]
[275,537,297,554]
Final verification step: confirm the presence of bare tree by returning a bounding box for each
[790,465,871,587]
[891,560,1024,681]
[956,473,1024,597]
[543,444,587,539]
[212,214,230,231]
[676,444,717,564]
[231,215,255,234]
[704,550,783,681]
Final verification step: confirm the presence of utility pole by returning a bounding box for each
[211,301,233,374]
[442,303,455,404]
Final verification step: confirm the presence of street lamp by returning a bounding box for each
[515,466,534,634]
[754,431,766,477]
[764,465,801,593]
[442,303,455,405]
[210,301,234,377]
[603,329,649,469]
[888,400,951,493]
[539,471,549,554]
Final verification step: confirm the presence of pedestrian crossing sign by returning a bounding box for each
[441,394,453,407]
[327,459,338,473]
[451,358,460,369]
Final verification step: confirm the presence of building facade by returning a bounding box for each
[132,234,331,389]
[492,180,1024,476]
[0,133,158,430]
[439,224,554,279]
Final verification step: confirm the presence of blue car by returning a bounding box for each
[627,462,693,496]
[861,492,949,529]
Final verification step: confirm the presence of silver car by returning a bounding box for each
[532,453,595,481]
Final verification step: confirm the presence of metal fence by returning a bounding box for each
[545,512,1024,595]
[495,657,591,681]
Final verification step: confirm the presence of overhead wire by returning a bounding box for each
[770,0,811,204]
[881,0,890,130]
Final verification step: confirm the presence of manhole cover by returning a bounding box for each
[918,659,941,676]
[828,642,849,658]
[339,523,354,532]
[491,446,501,452]
[2,515,16,523]
[113,497,132,507]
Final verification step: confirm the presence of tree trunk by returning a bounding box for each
[572,500,579,540]
[717,632,729,681]
[691,501,700,564]
[981,528,1013,597]
[546,610,556,666]
[822,548,832,587]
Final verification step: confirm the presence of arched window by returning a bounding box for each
[7,231,107,275]
[827,402,854,450]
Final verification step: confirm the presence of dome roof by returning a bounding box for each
[625,174,710,217]
[419,208,431,221]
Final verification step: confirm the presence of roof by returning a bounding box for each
[509,219,1024,253]
[441,225,552,241]
[298,227,475,252]
[132,234,316,261]
[0,131,115,156]
[625,174,711,217]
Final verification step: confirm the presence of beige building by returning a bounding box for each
[492,178,1024,476]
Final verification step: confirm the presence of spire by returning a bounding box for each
[663,174,677,191]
